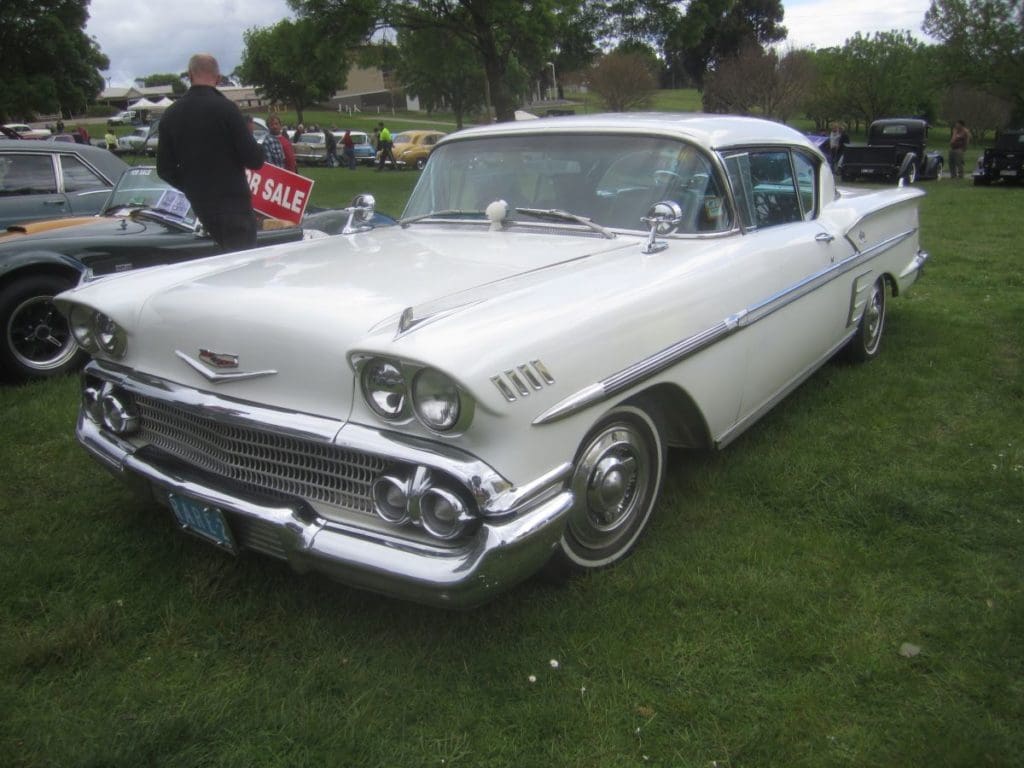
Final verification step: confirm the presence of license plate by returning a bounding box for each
[168,493,236,553]
[1000,169,1018,176]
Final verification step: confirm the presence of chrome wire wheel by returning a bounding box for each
[559,405,665,570]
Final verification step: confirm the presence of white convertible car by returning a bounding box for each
[56,114,928,608]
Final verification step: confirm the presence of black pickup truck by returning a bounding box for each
[973,129,1024,185]
[838,118,944,184]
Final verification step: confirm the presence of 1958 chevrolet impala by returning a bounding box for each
[56,114,928,608]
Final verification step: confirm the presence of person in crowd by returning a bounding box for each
[325,126,339,168]
[104,130,118,151]
[293,123,304,144]
[827,121,849,170]
[949,120,971,179]
[157,53,264,251]
[73,124,90,145]
[376,121,396,170]
[262,114,297,173]
[342,129,356,170]
[55,119,65,134]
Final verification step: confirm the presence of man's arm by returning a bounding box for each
[156,118,182,189]
[227,107,265,170]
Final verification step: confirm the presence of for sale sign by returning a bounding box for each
[245,163,314,224]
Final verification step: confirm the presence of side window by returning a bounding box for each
[792,152,817,220]
[0,154,58,195]
[747,150,801,229]
[61,156,107,193]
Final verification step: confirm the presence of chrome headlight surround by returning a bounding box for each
[354,356,474,434]
[359,357,411,421]
[68,305,127,359]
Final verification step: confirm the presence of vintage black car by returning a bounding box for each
[973,129,1024,185]
[838,118,944,184]
[0,166,392,382]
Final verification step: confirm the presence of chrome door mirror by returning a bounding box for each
[640,200,682,254]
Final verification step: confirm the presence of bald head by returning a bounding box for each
[188,54,220,87]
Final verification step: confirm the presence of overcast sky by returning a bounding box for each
[86,0,936,88]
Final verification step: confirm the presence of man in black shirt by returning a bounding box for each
[157,53,264,250]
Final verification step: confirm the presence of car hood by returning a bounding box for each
[60,225,662,418]
[0,214,176,249]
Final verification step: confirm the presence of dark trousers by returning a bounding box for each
[377,143,396,169]
[204,210,258,251]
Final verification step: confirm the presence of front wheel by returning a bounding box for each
[551,404,666,573]
[843,277,887,363]
[0,274,85,382]
[902,162,918,184]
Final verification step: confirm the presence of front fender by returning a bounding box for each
[897,153,919,179]
[0,249,85,286]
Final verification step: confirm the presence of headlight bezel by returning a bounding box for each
[68,305,127,359]
[354,355,474,434]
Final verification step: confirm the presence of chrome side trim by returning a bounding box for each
[175,350,278,383]
[534,227,917,426]
[491,360,555,402]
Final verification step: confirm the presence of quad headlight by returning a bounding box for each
[357,356,472,433]
[69,306,127,358]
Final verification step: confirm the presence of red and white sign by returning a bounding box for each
[245,164,314,225]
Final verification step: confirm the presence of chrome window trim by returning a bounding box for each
[533,227,918,425]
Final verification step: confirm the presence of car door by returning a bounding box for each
[0,151,67,227]
[721,148,855,431]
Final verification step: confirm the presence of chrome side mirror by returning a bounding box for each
[640,200,682,254]
[342,193,376,234]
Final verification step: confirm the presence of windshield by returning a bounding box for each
[402,133,732,233]
[102,166,196,227]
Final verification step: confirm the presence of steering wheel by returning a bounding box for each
[653,170,684,185]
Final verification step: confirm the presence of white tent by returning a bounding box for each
[514,110,539,120]
[127,97,158,110]
[150,97,175,111]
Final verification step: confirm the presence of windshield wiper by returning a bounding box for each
[398,209,485,227]
[513,207,615,239]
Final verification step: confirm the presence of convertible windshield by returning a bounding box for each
[403,133,733,233]
[102,167,197,228]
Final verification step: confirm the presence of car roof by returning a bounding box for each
[443,113,815,152]
[0,138,128,181]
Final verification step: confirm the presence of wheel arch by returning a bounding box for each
[0,251,84,294]
[618,381,712,452]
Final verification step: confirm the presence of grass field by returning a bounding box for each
[2,129,1021,765]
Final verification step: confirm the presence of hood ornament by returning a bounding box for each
[175,350,277,384]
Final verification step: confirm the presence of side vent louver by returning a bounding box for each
[491,360,554,402]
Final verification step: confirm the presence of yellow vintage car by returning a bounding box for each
[381,130,446,170]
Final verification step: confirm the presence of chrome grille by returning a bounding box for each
[136,396,389,516]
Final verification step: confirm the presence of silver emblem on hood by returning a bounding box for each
[175,350,277,384]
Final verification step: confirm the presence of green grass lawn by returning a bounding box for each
[2,150,1021,766]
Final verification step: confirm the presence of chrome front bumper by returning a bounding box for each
[76,381,574,609]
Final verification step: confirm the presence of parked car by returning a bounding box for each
[117,127,151,154]
[333,130,376,164]
[837,118,943,183]
[0,139,127,229]
[107,111,138,127]
[0,166,391,381]
[55,114,929,608]
[291,132,328,165]
[380,130,446,169]
[3,123,52,140]
[972,128,1024,186]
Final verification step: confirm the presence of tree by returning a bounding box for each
[137,74,186,96]
[395,1,557,122]
[588,51,658,111]
[924,0,1024,122]
[703,43,814,121]
[664,0,787,89]
[939,83,1012,138]
[0,0,108,122]
[831,31,936,126]
[394,20,486,129]
[238,18,360,124]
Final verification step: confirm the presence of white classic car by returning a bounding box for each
[56,114,928,608]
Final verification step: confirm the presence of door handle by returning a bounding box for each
[815,232,835,243]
